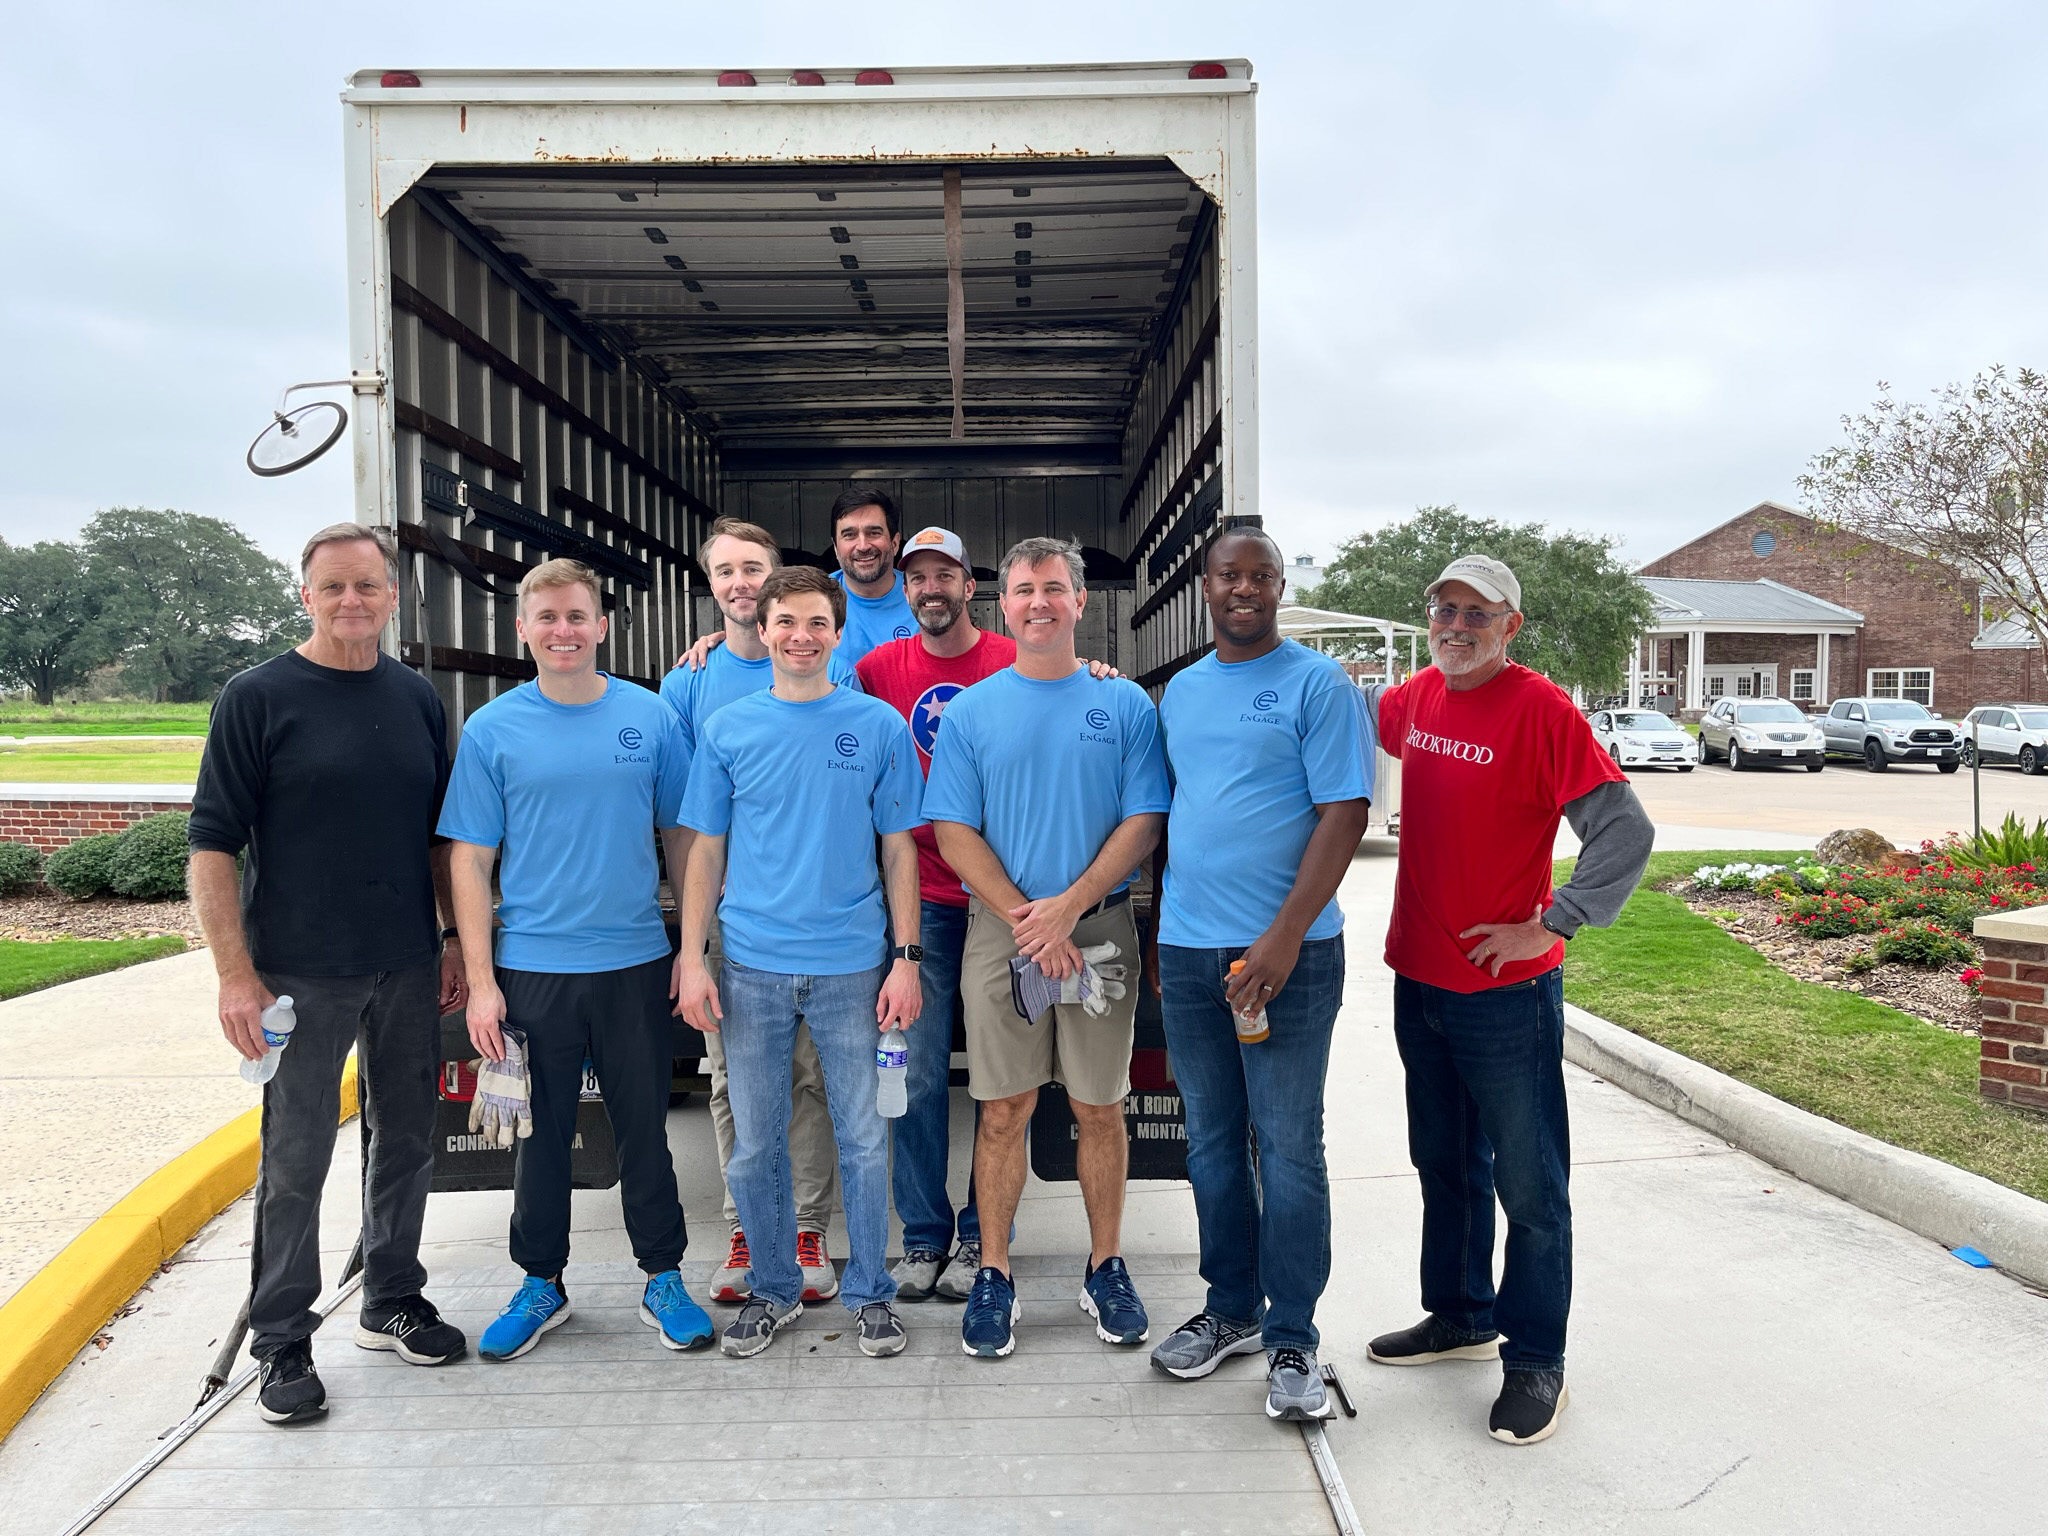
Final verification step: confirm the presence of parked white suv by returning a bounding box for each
[1697,697,1826,772]
[1958,702,2048,774]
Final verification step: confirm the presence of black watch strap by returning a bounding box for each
[891,943,924,963]
[1539,910,1572,941]
[441,926,461,942]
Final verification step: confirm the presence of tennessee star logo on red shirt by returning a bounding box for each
[910,682,964,756]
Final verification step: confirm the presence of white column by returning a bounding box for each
[1684,628,1707,711]
[1627,640,1643,709]
[1816,632,1831,704]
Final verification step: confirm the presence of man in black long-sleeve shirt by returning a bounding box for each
[189,523,469,1424]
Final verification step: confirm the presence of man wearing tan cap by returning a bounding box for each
[1361,553,1652,1447]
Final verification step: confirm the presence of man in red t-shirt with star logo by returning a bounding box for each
[1362,554,1652,1448]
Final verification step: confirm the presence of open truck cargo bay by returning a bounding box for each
[341,62,1259,718]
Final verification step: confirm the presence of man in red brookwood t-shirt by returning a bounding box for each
[857,526,1016,1305]
[1360,554,1652,1449]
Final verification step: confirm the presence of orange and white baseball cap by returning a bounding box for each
[897,526,970,572]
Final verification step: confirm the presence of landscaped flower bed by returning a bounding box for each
[1668,850,2044,1035]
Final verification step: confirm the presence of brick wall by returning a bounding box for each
[1641,503,2008,719]
[0,797,192,855]
[1974,934,2048,1114]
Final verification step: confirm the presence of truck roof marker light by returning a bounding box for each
[717,70,757,87]
[855,69,894,85]
[789,70,826,86]
[380,71,422,88]
[644,227,669,244]
[1188,62,1228,79]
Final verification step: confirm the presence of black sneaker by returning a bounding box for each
[256,1338,327,1424]
[355,1293,468,1366]
[1366,1315,1501,1366]
[1490,1370,1569,1445]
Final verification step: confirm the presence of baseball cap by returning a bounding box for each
[1426,554,1521,612]
[897,526,971,573]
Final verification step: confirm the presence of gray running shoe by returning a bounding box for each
[1367,1314,1501,1366]
[719,1296,800,1359]
[1265,1346,1334,1421]
[1150,1311,1264,1380]
[857,1302,908,1357]
[934,1239,981,1301]
[891,1249,947,1302]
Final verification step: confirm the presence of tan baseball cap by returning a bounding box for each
[1426,554,1521,612]
[897,525,971,573]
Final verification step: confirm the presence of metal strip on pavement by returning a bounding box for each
[1301,1421,1363,1534]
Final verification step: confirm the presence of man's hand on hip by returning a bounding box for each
[218,970,276,1062]
[467,976,509,1061]
[1460,905,1556,978]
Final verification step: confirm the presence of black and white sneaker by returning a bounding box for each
[355,1293,468,1365]
[256,1338,327,1424]
[857,1302,908,1357]
[1149,1311,1264,1379]
[1489,1370,1569,1445]
[1366,1314,1501,1366]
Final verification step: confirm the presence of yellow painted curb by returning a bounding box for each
[0,1058,360,1443]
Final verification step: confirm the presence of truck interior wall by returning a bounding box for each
[385,195,710,726]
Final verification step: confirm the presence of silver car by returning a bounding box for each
[1588,709,1696,771]
[1697,697,1826,772]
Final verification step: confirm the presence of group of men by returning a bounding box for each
[191,484,1651,1448]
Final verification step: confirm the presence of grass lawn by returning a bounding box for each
[0,936,189,1001]
[0,738,203,783]
[0,700,209,736]
[1559,848,2048,1203]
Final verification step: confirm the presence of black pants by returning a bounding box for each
[250,959,440,1358]
[500,956,687,1278]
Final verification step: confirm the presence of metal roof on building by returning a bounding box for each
[1641,576,1863,626]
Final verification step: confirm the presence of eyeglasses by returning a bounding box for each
[1425,603,1511,628]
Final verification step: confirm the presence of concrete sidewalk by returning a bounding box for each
[0,949,241,1308]
[4,846,2047,1532]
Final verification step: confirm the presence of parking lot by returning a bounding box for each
[1615,754,2048,848]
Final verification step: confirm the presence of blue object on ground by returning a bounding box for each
[1950,1246,1994,1268]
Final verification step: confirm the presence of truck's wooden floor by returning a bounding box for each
[96,1256,1336,1536]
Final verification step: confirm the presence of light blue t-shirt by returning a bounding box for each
[1158,641,1374,949]
[658,643,860,759]
[437,677,688,974]
[831,570,918,664]
[680,686,925,974]
[922,667,1171,901]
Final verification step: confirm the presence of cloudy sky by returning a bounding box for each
[3,0,2041,572]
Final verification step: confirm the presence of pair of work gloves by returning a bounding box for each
[468,1029,533,1147]
[1010,942,1129,1024]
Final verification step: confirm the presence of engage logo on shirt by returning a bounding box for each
[910,683,963,756]
[893,623,914,640]
[1081,706,1117,745]
[829,731,868,774]
[615,725,650,765]
[1242,687,1283,725]
[1406,724,1496,765]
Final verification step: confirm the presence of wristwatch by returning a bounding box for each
[440,926,461,942]
[1538,910,1573,942]
[891,943,924,963]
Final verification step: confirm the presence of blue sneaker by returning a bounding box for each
[478,1276,570,1361]
[1080,1255,1149,1345]
[961,1267,1021,1358]
[640,1269,714,1351]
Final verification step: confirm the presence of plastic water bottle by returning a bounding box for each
[1227,961,1270,1045]
[240,995,297,1085]
[876,1029,909,1118]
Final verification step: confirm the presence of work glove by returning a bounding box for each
[1010,943,1130,1023]
[468,1028,533,1147]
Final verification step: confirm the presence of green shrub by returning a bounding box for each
[1948,812,2048,870]
[0,841,42,896]
[44,833,122,900]
[1754,865,1832,899]
[1869,922,1977,969]
[107,812,192,900]
[1775,890,1885,938]
[1843,949,1879,975]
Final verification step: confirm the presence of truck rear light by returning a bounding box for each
[1188,62,1227,79]
[380,71,422,88]
[717,70,757,87]
[440,1061,478,1102]
[789,70,826,86]
[856,69,895,85]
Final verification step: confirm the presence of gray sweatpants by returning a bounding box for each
[248,958,440,1358]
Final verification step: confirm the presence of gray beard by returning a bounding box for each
[918,603,963,637]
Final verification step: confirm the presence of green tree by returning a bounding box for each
[0,540,110,706]
[1313,505,1654,695]
[83,509,306,702]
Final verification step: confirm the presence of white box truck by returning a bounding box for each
[337,61,1260,713]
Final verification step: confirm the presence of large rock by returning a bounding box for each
[1813,827,1895,868]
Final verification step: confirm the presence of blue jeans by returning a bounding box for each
[1158,936,1345,1352]
[1392,968,1572,1372]
[890,901,980,1253]
[720,959,898,1313]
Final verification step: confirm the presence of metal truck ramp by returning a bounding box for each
[84,1255,1341,1536]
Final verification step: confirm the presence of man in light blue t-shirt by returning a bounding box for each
[827,484,916,662]
[659,517,855,1308]
[440,559,712,1364]
[924,536,1170,1362]
[676,564,927,1363]
[1146,527,1373,1423]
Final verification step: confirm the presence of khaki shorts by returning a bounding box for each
[962,897,1139,1106]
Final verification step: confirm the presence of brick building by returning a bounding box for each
[1634,501,2047,718]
